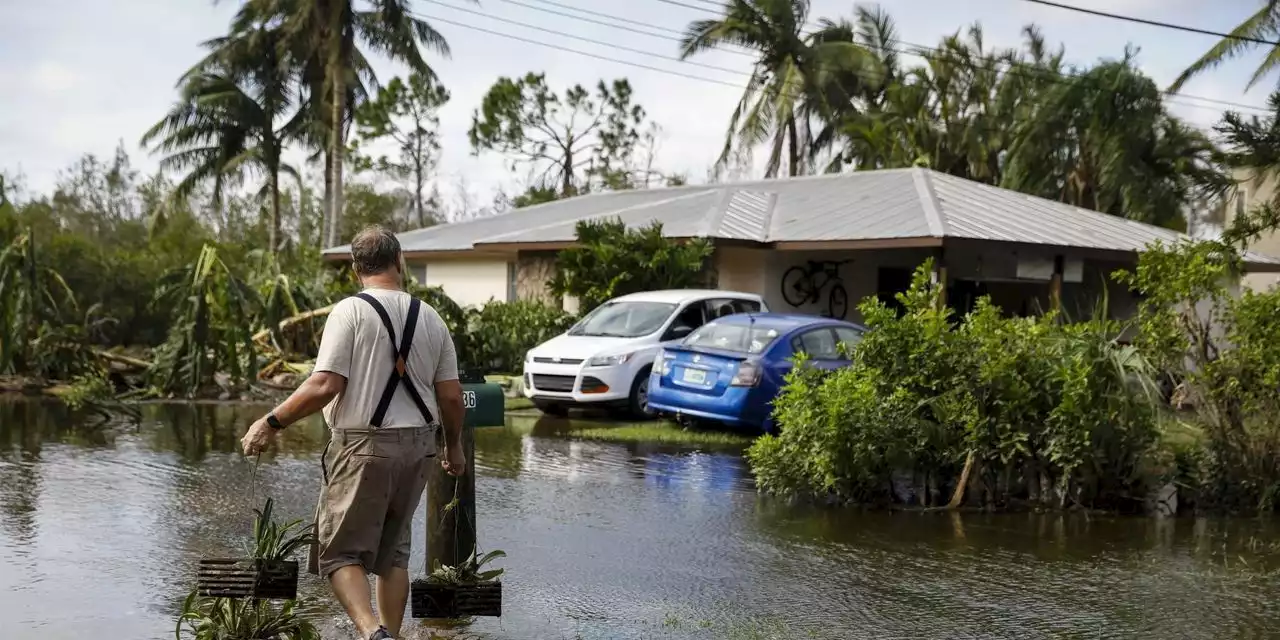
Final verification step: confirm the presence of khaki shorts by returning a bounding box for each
[308,426,436,579]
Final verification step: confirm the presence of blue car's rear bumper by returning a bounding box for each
[647,378,766,431]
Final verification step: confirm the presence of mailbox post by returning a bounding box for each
[425,374,504,573]
[460,381,505,428]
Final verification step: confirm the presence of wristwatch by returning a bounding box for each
[266,413,285,430]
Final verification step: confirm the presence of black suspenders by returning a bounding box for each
[353,293,436,428]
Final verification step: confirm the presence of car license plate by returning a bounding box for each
[682,368,707,384]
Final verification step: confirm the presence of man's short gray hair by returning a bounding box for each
[350,225,402,276]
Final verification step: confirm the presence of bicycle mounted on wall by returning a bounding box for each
[780,259,850,319]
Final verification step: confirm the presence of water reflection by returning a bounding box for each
[1,399,1280,639]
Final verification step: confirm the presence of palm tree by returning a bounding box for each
[1215,91,1280,244]
[276,0,452,247]
[189,0,454,247]
[142,22,300,251]
[679,0,882,178]
[1004,56,1229,229]
[808,4,902,167]
[828,24,1057,182]
[1169,1,1280,92]
[1218,91,1280,184]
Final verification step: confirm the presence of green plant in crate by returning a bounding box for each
[249,497,316,562]
[427,547,506,585]
[175,593,319,640]
[178,498,318,640]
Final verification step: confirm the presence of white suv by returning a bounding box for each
[522,289,768,418]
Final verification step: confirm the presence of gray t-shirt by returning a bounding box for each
[313,288,459,430]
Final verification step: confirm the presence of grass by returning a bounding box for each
[572,422,755,447]
[504,396,535,411]
[1157,411,1206,450]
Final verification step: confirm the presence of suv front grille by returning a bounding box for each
[533,357,584,365]
[531,374,576,392]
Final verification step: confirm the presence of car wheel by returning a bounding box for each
[533,400,568,417]
[761,417,779,436]
[627,368,656,420]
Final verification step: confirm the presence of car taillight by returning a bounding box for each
[730,360,761,387]
[655,349,674,376]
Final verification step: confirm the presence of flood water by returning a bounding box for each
[3,399,1280,639]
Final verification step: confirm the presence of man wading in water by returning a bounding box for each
[241,225,467,640]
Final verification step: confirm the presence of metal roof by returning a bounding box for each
[322,167,1280,268]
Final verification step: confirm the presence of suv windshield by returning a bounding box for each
[568,301,678,338]
[684,321,782,354]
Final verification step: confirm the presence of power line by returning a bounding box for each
[415,8,1232,144]
[1021,0,1280,47]
[413,11,748,89]
[451,0,1269,115]
[420,0,750,77]
[497,0,757,58]
[629,0,1272,113]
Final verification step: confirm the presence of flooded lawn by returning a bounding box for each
[2,399,1280,639]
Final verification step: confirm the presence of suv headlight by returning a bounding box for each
[587,352,633,367]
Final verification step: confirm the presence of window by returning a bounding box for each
[704,297,762,320]
[834,327,864,351]
[408,264,427,286]
[877,267,912,317]
[793,328,840,360]
[506,262,517,302]
[567,301,678,338]
[685,321,784,354]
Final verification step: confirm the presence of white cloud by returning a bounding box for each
[0,0,1270,203]
[29,61,77,93]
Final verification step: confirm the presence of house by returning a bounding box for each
[322,167,1280,321]
[1223,168,1280,292]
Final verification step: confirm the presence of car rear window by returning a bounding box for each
[684,321,783,354]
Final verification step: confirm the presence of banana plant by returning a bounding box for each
[147,244,259,397]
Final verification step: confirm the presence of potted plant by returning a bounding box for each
[181,498,318,639]
[197,498,314,600]
[410,547,505,618]
[175,593,319,640]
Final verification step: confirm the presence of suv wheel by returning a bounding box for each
[627,368,656,420]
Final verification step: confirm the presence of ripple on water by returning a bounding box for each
[3,402,1280,639]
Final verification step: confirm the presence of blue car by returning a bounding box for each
[646,313,866,434]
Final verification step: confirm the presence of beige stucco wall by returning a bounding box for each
[412,243,1139,320]
[715,247,769,296]
[1225,170,1280,291]
[407,258,510,308]
[775,249,934,322]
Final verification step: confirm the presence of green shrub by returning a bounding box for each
[549,218,713,311]
[466,299,575,374]
[1117,237,1280,512]
[748,261,1159,510]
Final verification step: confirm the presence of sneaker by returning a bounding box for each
[367,626,393,640]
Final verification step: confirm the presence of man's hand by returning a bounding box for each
[442,444,466,476]
[241,418,276,456]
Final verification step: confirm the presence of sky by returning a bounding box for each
[1,0,1277,213]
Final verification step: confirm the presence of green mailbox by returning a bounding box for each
[461,382,505,427]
